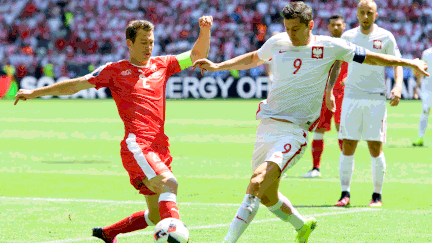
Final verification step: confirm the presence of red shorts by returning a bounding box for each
[316,90,344,131]
[120,134,172,195]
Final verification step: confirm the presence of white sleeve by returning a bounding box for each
[385,33,402,58]
[256,38,276,61]
[333,38,366,64]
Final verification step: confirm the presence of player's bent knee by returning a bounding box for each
[423,108,430,115]
[148,173,178,194]
[249,163,280,192]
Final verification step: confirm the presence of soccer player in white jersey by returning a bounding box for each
[332,0,404,207]
[193,2,428,243]
[413,48,432,146]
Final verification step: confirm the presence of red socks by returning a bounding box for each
[102,193,180,241]
[103,210,150,240]
[159,192,180,220]
[312,139,324,169]
[338,139,343,151]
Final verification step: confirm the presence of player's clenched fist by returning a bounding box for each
[198,16,213,30]
[14,89,36,105]
[192,59,218,75]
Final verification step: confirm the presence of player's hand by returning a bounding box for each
[414,87,419,99]
[192,59,219,75]
[412,58,429,77]
[14,89,36,105]
[389,85,402,106]
[340,77,347,87]
[199,16,213,31]
[325,90,336,112]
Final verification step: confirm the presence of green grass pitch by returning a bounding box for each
[1,99,431,242]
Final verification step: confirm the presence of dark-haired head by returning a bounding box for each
[281,2,314,46]
[328,14,344,23]
[280,1,313,25]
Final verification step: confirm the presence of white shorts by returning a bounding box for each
[339,98,387,142]
[251,118,308,173]
[421,89,432,110]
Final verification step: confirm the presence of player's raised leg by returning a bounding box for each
[223,162,277,243]
[263,185,316,243]
[144,172,180,220]
[367,141,385,207]
[93,195,159,243]
[224,119,315,242]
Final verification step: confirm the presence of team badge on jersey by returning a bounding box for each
[312,47,324,59]
[373,40,382,49]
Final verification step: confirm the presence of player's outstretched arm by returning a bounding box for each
[363,50,429,76]
[14,77,95,105]
[189,16,213,63]
[192,51,265,74]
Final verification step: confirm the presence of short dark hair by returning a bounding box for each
[281,1,313,25]
[328,14,344,23]
[126,20,154,43]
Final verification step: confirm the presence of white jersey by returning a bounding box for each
[342,24,401,99]
[256,33,365,131]
[421,48,432,92]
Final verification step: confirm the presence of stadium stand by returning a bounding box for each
[1,0,431,82]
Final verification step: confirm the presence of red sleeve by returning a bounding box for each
[164,55,182,77]
[84,62,114,90]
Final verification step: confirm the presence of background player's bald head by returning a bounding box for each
[357,0,377,11]
[357,0,378,31]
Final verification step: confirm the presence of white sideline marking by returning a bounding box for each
[38,208,378,243]
[0,196,242,207]
[0,196,349,210]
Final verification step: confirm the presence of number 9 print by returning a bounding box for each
[293,59,302,74]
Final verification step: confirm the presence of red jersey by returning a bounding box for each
[85,56,182,146]
[334,61,348,92]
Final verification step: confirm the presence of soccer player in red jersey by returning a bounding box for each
[302,15,348,178]
[14,16,213,243]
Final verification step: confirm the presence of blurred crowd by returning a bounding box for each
[1,0,431,81]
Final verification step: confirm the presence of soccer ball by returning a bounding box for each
[153,218,189,243]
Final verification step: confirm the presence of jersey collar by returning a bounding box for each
[127,59,151,68]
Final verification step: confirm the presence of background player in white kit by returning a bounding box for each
[332,0,405,207]
[193,2,428,243]
[413,48,432,146]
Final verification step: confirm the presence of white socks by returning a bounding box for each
[419,110,429,138]
[313,132,325,140]
[371,153,386,194]
[339,154,355,192]
[267,194,305,230]
[224,194,260,243]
